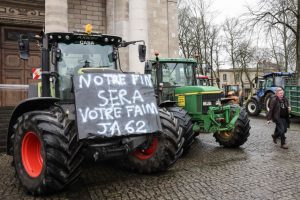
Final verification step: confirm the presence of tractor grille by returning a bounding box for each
[203,93,222,102]
[201,93,222,114]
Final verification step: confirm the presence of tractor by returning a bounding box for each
[7,25,184,195]
[196,75,211,86]
[196,76,243,106]
[222,84,243,106]
[145,55,250,152]
[246,72,294,116]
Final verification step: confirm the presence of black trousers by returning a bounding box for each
[274,118,288,145]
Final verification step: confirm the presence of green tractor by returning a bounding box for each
[6,26,184,195]
[146,55,250,150]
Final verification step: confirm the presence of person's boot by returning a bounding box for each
[271,134,277,144]
[281,144,288,149]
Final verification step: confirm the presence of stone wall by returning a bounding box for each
[0,0,44,27]
[148,0,179,59]
[68,0,106,33]
[106,0,179,72]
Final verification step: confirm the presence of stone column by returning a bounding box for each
[109,0,130,71]
[128,0,148,73]
[106,0,115,34]
[167,0,179,57]
[45,0,68,33]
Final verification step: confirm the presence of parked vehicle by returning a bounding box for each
[246,72,294,116]
[7,25,184,195]
[146,55,250,152]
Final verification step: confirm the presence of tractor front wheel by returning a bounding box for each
[122,107,184,173]
[214,105,250,148]
[264,93,274,113]
[246,99,261,116]
[167,107,195,153]
[12,108,83,195]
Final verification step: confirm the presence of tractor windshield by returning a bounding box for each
[55,43,115,101]
[160,62,194,86]
[57,43,115,76]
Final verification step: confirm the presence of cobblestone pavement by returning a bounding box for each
[1,115,300,200]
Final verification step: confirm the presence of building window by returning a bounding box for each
[223,74,227,81]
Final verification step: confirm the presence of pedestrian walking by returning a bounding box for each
[267,87,291,149]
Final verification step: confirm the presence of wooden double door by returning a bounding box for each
[0,26,41,107]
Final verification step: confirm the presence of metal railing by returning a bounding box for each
[0,84,29,91]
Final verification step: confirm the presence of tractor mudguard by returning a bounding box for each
[250,95,260,102]
[6,97,60,155]
[159,100,177,108]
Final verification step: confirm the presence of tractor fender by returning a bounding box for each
[250,95,260,102]
[159,100,177,108]
[6,97,60,155]
[266,87,277,94]
[264,90,275,97]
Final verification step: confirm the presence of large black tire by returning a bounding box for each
[122,107,184,174]
[12,107,83,195]
[214,105,250,148]
[246,99,261,116]
[264,93,274,113]
[167,107,195,153]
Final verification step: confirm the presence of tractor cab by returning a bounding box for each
[146,57,197,101]
[18,25,146,101]
[257,72,294,98]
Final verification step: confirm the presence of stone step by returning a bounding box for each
[0,106,14,111]
[0,123,10,130]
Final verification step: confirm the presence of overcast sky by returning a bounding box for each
[211,0,257,24]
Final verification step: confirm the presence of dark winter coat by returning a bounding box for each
[267,95,290,125]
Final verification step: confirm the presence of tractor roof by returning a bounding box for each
[263,72,294,78]
[46,32,123,46]
[175,86,222,94]
[196,75,209,79]
[149,57,197,64]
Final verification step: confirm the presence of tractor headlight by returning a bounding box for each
[215,99,221,106]
[203,101,212,106]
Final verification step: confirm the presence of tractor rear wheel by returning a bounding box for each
[12,107,83,195]
[167,107,195,153]
[246,99,261,116]
[214,105,250,147]
[123,107,184,173]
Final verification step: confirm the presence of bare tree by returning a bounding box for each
[236,41,255,99]
[223,18,245,84]
[248,0,300,76]
[178,0,222,80]
[178,6,195,59]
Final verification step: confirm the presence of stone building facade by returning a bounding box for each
[0,0,179,107]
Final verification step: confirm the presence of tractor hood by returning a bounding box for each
[175,86,222,95]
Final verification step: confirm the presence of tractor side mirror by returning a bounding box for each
[138,44,146,62]
[144,61,152,74]
[18,36,29,60]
